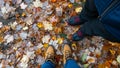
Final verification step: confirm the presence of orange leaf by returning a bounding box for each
[51,0,56,3]
[0,36,4,43]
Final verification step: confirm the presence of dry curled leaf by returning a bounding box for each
[0,22,3,28]
[33,0,42,8]
[0,36,4,43]
[68,3,73,8]
[117,55,120,64]
[50,0,57,3]
[43,43,49,48]
[42,35,51,43]
[37,22,43,28]
[43,21,53,31]
[20,2,27,9]
[109,49,116,55]
[4,34,14,43]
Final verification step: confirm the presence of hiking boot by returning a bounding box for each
[67,16,84,26]
[63,44,73,64]
[45,46,56,64]
[72,29,84,41]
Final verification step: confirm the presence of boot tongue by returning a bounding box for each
[45,53,56,64]
[65,51,73,60]
[46,53,54,59]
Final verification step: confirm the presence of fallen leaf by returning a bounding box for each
[86,56,96,64]
[43,43,49,48]
[22,12,26,17]
[43,21,53,31]
[0,22,3,28]
[37,22,43,28]
[35,48,42,55]
[22,26,28,30]
[68,3,73,8]
[19,32,28,40]
[104,61,111,68]
[20,2,28,9]
[4,34,14,43]
[37,43,43,49]
[117,55,120,64]
[109,49,116,55]
[56,6,63,16]
[17,0,22,4]
[25,17,33,25]
[21,55,29,63]
[26,51,35,59]
[69,0,75,3]
[49,40,58,49]
[1,7,7,14]
[33,0,42,8]
[42,35,51,43]
[75,7,82,13]
[50,0,57,3]
[57,38,63,44]
[0,36,4,43]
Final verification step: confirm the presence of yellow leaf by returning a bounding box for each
[68,3,73,8]
[57,38,64,44]
[22,12,26,17]
[75,7,82,13]
[72,43,77,47]
[37,23,43,28]
[109,49,116,55]
[72,43,77,50]
[43,43,49,48]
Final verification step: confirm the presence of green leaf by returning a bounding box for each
[59,33,67,39]
[81,53,87,62]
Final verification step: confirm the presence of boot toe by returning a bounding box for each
[72,33,84,41]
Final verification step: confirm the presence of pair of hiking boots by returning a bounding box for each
[45,44,73,64]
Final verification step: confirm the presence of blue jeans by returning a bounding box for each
[41,59,80,68]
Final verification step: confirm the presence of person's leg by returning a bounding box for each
[79,0,98,22]
[41,61,55,68]
[68,0,98,26]
[41,46,56,68]
[63,44,80,68]
[64,59,80,68]
[72,18,119,42]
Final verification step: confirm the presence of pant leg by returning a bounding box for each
[79,0,98,23]
[41,61,55,68]
[80,18,119,42]
[64,59,80,68]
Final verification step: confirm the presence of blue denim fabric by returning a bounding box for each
[41,59,80,68]
[41,61,55,68]
[64,59,80,68]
